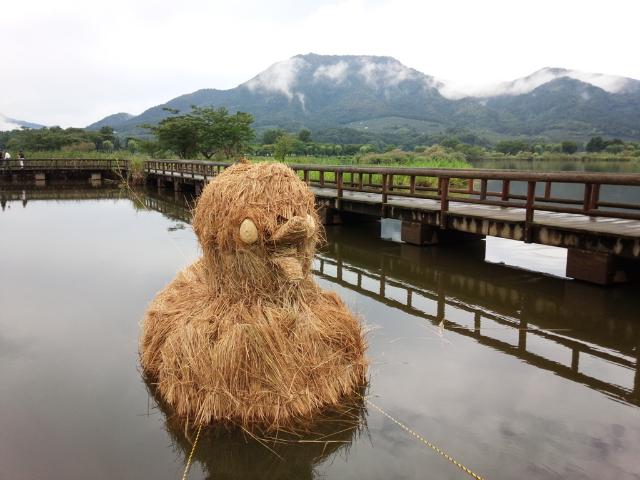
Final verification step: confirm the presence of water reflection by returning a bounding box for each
[319,225,640,407]
[145,380,366,480]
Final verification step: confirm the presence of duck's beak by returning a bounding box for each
[270,215,316,282]
[271,216,313,244]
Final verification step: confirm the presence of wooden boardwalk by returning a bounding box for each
[3,158,640,284]
[312,187,640,239]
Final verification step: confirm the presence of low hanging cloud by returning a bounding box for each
[438,67,636,99]
[245,57,308,99]
[313,61,349,83]
[358,58,418,87]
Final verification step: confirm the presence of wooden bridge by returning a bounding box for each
[2,158,640,284]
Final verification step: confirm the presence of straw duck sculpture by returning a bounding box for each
[140,161,367,431]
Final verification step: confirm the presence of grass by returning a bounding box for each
[24,148,474,190]
[262,148,473,188]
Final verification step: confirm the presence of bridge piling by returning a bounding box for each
[90,173,102,186]
[566,248,627,285]
[35,173,46,187]
[401,221,483,246]
[318,205,342,225]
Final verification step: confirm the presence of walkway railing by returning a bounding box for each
[144,159,640,223]
[1,158,127,171]
[5,158,640,228]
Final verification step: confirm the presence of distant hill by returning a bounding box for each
[87,54,640,142]
[86,112,134,131]
[0,114,45,131]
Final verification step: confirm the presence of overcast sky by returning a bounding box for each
[2,0,639,127]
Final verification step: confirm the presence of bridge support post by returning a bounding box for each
[401,222,440,245]
[318,205,342,225]
[90,173,102,186]
[195,184,202,196]
[401,221,483,246]
[35,173,46,187]
[566,248,627,285]
[173,180,182,192]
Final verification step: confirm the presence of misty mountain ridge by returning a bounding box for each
[71,54,640,142]
[0,114,45,131]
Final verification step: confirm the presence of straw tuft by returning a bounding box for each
[140,162,367,431]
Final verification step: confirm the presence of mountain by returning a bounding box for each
[86,112,134,131]
[0,114,45,131]
[440,67,640,99]
[88,54,640,142]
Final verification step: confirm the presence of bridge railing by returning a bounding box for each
[287,164,640,222]
[141,159,640,239]
[8,158,640,227]
[144,159,228,182]
[0,158,127,171]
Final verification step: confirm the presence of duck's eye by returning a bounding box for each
[239,218,258,244]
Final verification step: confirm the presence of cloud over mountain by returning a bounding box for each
[87,53,640,142]
[439,67,640,99]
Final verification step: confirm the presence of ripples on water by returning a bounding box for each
[1,187,639,480]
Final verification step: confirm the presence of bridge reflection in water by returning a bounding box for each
[3,187,638,408]
[315,225,640,408]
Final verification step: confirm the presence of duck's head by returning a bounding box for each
[193,162,321,286]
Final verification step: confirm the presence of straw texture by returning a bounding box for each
[140,162,367,431]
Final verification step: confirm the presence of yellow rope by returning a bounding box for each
[364,397,486,480]
[181,424,203,480]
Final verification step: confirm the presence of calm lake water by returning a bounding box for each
[1,186,639,480]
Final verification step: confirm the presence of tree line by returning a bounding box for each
[0,125,118,153]
[2,111,639,160]
[493,137,639,156]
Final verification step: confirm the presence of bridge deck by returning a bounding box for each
[311,187,640,238]
[145,170,640,238]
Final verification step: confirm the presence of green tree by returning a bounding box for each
[262,129,285,145]
[561,141,578,154]
[586,136,606,152]
[605,143,625,154]
[274,134,294,160]
[190,106,254,159]
[495,140,530,155]
[126,139,139,154]
[297,128,312,142]
[145,113,200,159]
[102,140,114,152]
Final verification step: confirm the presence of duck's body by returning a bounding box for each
[140,162,367,431]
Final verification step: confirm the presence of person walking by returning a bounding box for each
[18,150,24,168]
[4,150,12,170]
